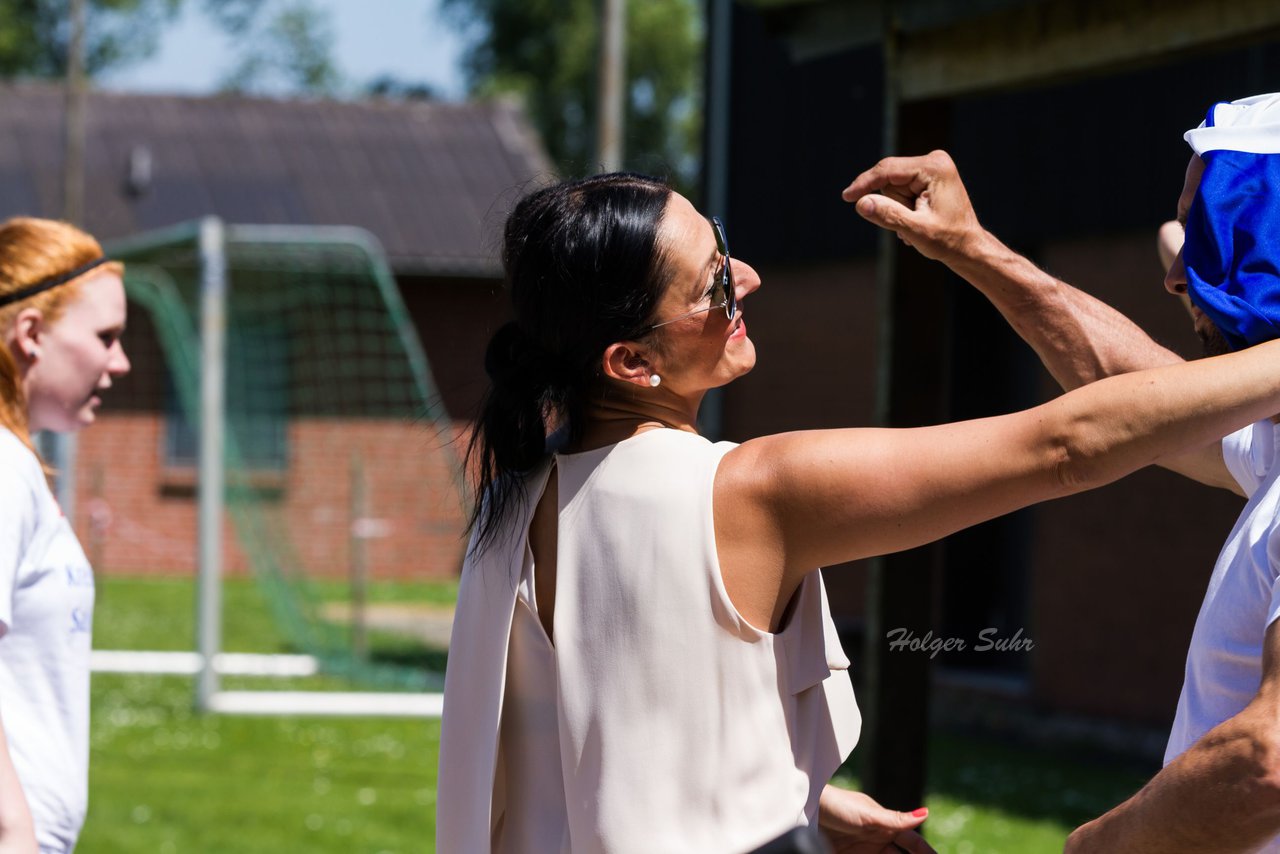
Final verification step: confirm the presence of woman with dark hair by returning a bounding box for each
[439,172,1280,854]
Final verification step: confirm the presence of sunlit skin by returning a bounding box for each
[644,193,760,391]
[576,192,761,449]
[9,271,131,433]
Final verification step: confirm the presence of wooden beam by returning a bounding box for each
[861,79,955,814]
[861,236,950,812]
[901,0,1280,100]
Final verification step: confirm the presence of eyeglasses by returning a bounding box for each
[645,216,736,332]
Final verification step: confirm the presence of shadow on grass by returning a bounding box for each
[305,625,450,690]
[366,641,448,675]
[840,729,1155,830]
[925,730,1154,828]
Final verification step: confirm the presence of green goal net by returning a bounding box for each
[107,221,466,693]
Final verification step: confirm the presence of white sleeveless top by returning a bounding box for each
[438,429,861,853]
[492,541,570,852]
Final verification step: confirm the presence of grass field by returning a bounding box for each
[80,576,1153,853]
[83,576,444,852]
[83,674,439,853]
[92,575,457,654]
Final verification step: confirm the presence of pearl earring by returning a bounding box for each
[648,374,661,388]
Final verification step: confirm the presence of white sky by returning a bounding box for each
[101,0,468,99]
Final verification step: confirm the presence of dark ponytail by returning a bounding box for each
[466,173,673,552]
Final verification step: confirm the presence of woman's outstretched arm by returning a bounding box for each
[716,337,1280,624]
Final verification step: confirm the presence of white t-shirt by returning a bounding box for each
[1165,420,1280,851]
[0,428,94,854]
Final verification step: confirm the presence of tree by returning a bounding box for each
[442,0,703,193]
[0,0,339,98]
[0,0,182,79]
[213,0,341,97]
[365,74,438,102]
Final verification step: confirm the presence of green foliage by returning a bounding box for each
[442,0,703,193]
[363,74,437,102]
[365,74,439,102]
[216,0,341,96]
[0,0,339,97]
[0,0,182,79]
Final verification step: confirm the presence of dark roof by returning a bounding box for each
[0,84,555,276]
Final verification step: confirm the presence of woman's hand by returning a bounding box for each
[818,785,936,854]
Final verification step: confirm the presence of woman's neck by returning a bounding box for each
[573,383,703,450]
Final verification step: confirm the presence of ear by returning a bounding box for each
[601,340,658,389]
[10,308,43,364]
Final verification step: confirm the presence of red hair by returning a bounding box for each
[0,217,124,454]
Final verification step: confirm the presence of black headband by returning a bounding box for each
[0,256,111,309]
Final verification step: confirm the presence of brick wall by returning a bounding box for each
[74,413,470,581]
[74,413,200,574]
[72,271,499,581]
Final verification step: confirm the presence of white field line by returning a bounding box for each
[91,650,444,718]
[209,691,443,718]
[90,650,319,676]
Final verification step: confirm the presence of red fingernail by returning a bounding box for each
[911,807,929,817]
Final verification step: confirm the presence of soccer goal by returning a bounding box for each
[103,218,466,715]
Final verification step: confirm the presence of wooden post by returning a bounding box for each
[596,0,627,172]
[88,464,106,575]
[349,452,369,662]
[51,0,88,523]
[861,10,954,811]
[63,0,86,226]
